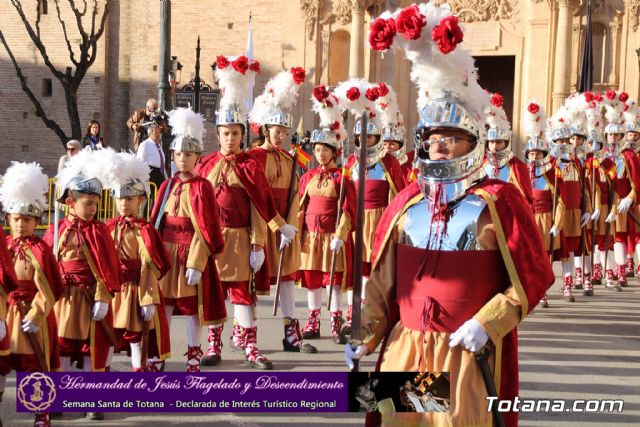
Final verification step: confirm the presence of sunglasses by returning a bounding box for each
[67,147,79,152]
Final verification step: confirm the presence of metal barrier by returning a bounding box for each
[1,178,158,232]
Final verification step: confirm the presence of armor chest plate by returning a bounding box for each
[352,162,385,181]
[399,194,487,251]
[532,175,549,191]
[483,162,511,182]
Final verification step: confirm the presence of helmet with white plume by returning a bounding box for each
[309,85,347,151]
[168,107,205,153]
[105,152,151,198]
[603,89,629,135]
[335,79,385,167]
[215,54,260,128]
[249,67,306,130]
[0,162,49,218]
[369,2,489,203]
[523,100,549,157]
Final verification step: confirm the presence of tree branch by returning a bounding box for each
[35,0,42,38]
[54,0,79,67]
[67,0,88,42]
[8,0,65,81]
[0,30,69,147]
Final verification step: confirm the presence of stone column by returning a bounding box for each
[552,0,573,110]
[349,0,365,78]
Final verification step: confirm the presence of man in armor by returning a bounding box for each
[346,4,553,426]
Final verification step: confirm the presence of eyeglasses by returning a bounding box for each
[423,136,466,149]
[67,147,79,152]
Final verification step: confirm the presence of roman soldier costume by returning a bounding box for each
[346,4,554,426]
[106,153,172,371]
[335,79,406,334]
[150,107,227,372]
[483,92,533,205]
[0,162,62,427]
[248,67,316,354]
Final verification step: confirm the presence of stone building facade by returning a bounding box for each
[1,0,639,176]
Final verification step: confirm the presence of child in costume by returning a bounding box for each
[298,86,355,344]
[106,152,172,372]
[45,148,122,421]
[248,67,316,354]
[0,162,62,427]
[150,107,227,372]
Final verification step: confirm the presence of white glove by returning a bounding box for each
[449,318,490,352]
[249,249,265,272]
[580,212,591,228]
[92,301,109,321]
[330,238,344,252]
[141,304,155,322]
[345,343,368,371]
[0,320,5,340]
[21,319,40,334]
[278,224,298,250]
[591,208,600,222]
[185,268,202,287]
[617,197,633,214]
[606,210,617,223]
[549,225,560,237]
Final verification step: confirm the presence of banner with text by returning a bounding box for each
[16,372,348,413]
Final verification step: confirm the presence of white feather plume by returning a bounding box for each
[603,90,626,125]
[624,98,638,126]
[523,100,548,139]
[585,96,604,135]
[311,89,347,143]
[485,97,511,133]
[55,148,103,194]
[215,55,258,117]
[248,68,304,126]
[371,2,489,122]
[334,79,384,130]
[376,83,400,128]
[564,93,589,132]
[105,152,151,192]
[168,107,205,148]
[0,162,49,211]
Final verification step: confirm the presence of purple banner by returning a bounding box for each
[16,372,348,413]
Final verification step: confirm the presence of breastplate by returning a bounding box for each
[352,162,385,180]
[483,162,511,182]
[532,175,549,191]
[399,194,487,251]
[616,156,626,178]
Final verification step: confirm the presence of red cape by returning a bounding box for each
[346,152,406,196]
[621,149,640,193]
[45,217,123,294]
[400,150,416,185]
[509,156,534,206]
[0,231,18,295]
[106,216,172,279]
[11,236,65,301]
[371,179,554,427]
[299,166,356,289]
[196,151,280,224]
[149,175,227,324]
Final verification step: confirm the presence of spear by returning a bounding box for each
[349,111,368,372]
[327,151,347,312]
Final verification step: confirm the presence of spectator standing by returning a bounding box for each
[57,140,82,172]
[127,98,158,152]
[81,120,105,150]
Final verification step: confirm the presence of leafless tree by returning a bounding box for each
[0,0,110,148]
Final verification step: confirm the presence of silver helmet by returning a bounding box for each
[626,120,640,134]
[57,176,103,204]
[605,123,625,135]
[111,178,148,199]
[216,104,246,128]
[353,119,381,136]
[310,128,342,151]
[383,124,407,164]
[549,140,575,161]
[486,127,511,143]
[524,136,549,157]
[413,95,486,203]
[263,107,293,128]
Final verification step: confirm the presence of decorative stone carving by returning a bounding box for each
[431,0,519,22]
[626,0,640,31]
[335,0,352,24]
[300,0,320,40]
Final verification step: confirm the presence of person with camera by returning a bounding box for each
[127,98,159,152]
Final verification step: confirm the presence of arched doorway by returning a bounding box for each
[329,30,350,86]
